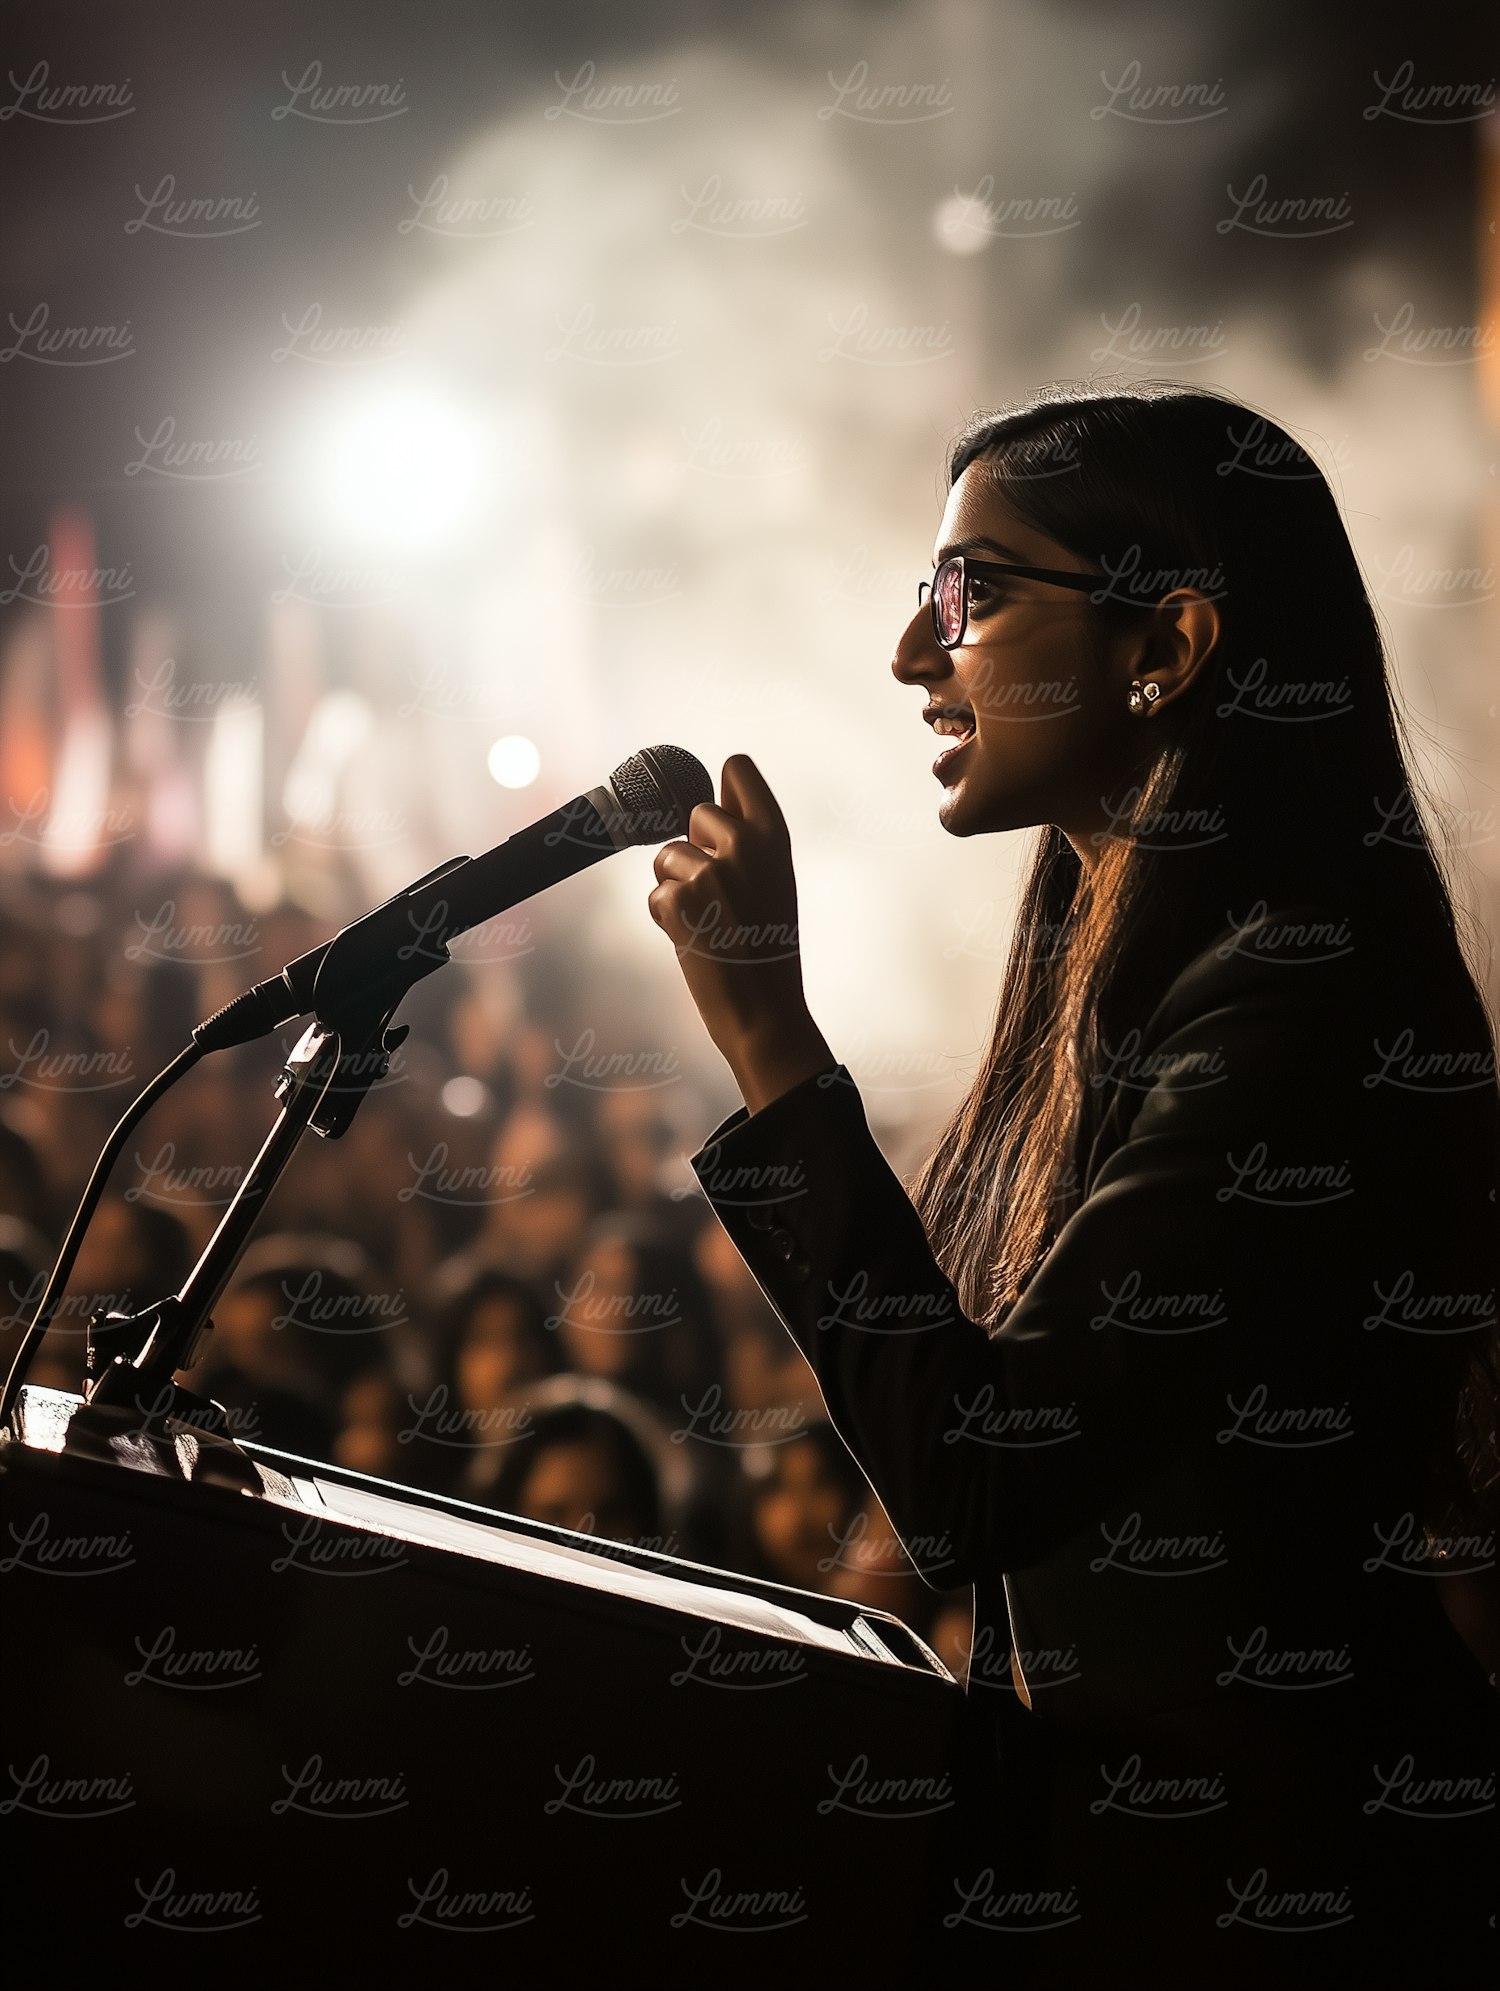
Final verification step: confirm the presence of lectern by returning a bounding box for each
[2,1385,965,1984]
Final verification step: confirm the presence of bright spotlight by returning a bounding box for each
[318,384,481,548]
[932,192,989,256]
[441,1075,490,1118]
[487,734,541,789]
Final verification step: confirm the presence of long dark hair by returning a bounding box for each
[490,1398,663,1541]
[904,379,1498,1521]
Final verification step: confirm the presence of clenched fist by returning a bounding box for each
[648,754,836,1115]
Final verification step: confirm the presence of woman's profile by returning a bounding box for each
[647,381,1499,1983]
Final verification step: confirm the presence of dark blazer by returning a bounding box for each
[690,905,1499,1986]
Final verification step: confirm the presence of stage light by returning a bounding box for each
[932,191,989,255]
[441,1075,490,1118]
[315,383,482,549]
[487,734,541,788]
[204,699,264,878]
[282,690,376,826]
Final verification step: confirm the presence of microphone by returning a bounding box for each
[194,744,713,1050]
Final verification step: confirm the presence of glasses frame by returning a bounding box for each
[918,553,1108,650]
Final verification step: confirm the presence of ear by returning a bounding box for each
[1131,588,1223,713]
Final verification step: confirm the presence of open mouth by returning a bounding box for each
[926,703,976,767]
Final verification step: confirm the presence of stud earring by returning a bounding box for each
[1127,678,1162,715]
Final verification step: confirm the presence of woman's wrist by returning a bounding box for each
[727,1014,837,1117]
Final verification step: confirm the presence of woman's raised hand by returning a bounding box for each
[648,754,835,1114]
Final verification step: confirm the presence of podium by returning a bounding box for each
[2,1386,965,1982]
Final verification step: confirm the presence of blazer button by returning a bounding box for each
[746,1204,776,1232]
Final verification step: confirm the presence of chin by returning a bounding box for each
[938,778,1037,840]
[936,793,981,837]
[936,773,999,837]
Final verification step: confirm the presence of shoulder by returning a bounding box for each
[1144,897,1495,1072]
[1143,901,1359,1044]
[1127,900,1360,1089]
[1111,897,1496,1157]
[1090,903,1363,1168]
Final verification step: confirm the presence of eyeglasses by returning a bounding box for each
[917,553,1106,650]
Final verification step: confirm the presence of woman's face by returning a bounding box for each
[204,1284,280,1375]
[556,1240,639,1381]
[752,1438,859,1592]
[335,1372,404,1478]
[486,1108,592,1275]
[455,1296,547,1409]
[597,1089,673,1206]
[892,466,1147,851]
[520,1438,647,1542]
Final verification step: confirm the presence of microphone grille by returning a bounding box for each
[607,745,714,845]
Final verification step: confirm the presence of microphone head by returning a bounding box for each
[602,745,714,847]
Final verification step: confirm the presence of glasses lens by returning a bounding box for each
[933,558,965,645]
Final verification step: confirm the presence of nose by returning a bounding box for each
[891,600,947,689]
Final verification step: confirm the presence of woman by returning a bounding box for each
[737,1417,871,1595]
[550,1210,722,1423]
[423,1266,557,1498]
[487,1380,665,1546]
[647,382,1499,1984]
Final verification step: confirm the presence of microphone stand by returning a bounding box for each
[58,904,454,1490]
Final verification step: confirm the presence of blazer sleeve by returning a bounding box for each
[688,940,1355,1587]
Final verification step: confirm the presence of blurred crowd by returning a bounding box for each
[0,858,974,1674]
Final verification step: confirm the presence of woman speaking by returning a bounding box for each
[646,382,1498,1985]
